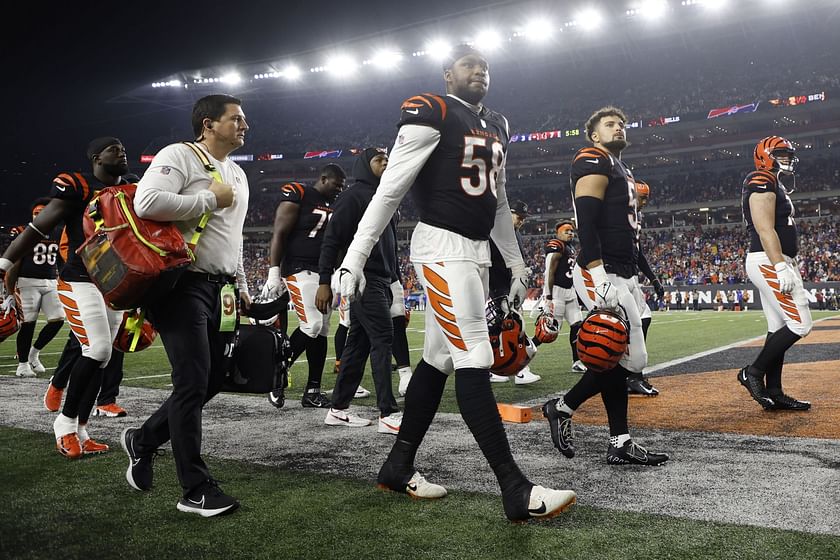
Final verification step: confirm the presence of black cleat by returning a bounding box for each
[607,440,669,466]
[301,389,331,408]
[737,366,775,410]
[176,479,240,517]
[768,391,811,411]
[542,399,575,458]
[627,372,659,397]
[121,427,161,491]
[268,387,285,409]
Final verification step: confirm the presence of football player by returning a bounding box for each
[738,136,812,410]
[0,137,129,458]
[262,164,346,409]
[4,199,64,378]
[337,44,576,522]
[541,220,586,373]
[627,179,663,397]
[541,107,669,465]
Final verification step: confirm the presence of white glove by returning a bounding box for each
[774,261,796,294]
[589,264,619,310]
[260,266,287,300]
[508,263,528,310]
[0,294,15,318]
[338,248,367,304]
[529,294,546,319]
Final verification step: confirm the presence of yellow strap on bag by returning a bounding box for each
[181,142,221,260]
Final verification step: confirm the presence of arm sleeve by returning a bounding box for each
[318,193,363,284]
[344,125,440,261]
[236,240,248,294]
[134,145,219,221]
[637,244,655,283]
[543,252,556,295]
[488,161,526,272]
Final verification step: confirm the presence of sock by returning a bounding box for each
[753,327,801,373]
[610,434,631,447]
[765,354,784,392]
[554,397,575,415]
[78,364,105,425]
[15,322,37,364]
[391,316,410,367]
[53,413,78,439]
[77,423,90,443]
[288,328,309,363]
[641,317,652,341]
[60,356,102,419]
[34,320,64,350]
[569,322,582,361]
[28,347,40,362]
[599,366,631,436]
[563,371,602,409]
[455,368,515,470]
[334,324,348,362]
[305,335,328,390]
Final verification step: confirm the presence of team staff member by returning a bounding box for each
[262,164,346,409]
[5,198,65,378]
[738,136,812,410]
[121,94,250,518]
[0,137,129,458]
[542,107,668,465]
[338,44,575,522]
[317,148,402,432]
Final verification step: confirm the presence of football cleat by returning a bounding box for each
[15,362,36,378]
[503,483,576,523]
[94,403,127,417]
[571,360,588,373]
[737,366,775,410]
[607,440,669,466]
[767,391,811,411]
[82,438,110,455]
[542,399,575,458]
[489,373,510,383]
[354,386,371,399]
[268,387,285,409]
[514,366,541,385]
[56,433,83,459]
[43,380,63,412]
[301,389,331,408]
[377,461,447,499]
[626,372,659,397]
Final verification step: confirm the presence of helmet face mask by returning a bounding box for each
[754,136,797,176]
[486,296,535,376]
[772,149,798,175]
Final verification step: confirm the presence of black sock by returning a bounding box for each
[753,327,801,374]
[641,317,652,341]
[277,292,290,334]
[455,369,518,470]
[599,365,631,436]
[334,324,348,362]
[52,333,82,389]
[61,356,102,419]
[391,316,410,367]
[288,328,309,363]
[386,360,447,467]
[305,335,328,390]
[765,353,784,392]
[15,322,37,363]
[563,370,602,409]
[569,322,582,361]
[34,320,64,350]
[78,365,105,424]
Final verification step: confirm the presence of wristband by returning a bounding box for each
[588,264,608,286]
[773,262,787,273]
[268,266,281,282]
[0,258,13,273]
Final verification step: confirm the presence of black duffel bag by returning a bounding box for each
[223,323,292,394]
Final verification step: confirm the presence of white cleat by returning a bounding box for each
[526,485,577,520]
[571,360,588,373]
[489,373,510,383]
[514,366,541,385]
[324,408,371,427]
[377,412,402,435]
[16,362,37,378]
[28,355,46,374]
[405,472,447,499]
[354,386,371,398]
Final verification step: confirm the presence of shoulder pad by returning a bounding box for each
[399,93,447,129]
[51,172,90,201]
[546,239,565,253]
[279,182,305,203]
[571,147,612,176]
[744,170,777,193]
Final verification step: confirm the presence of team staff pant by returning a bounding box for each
[133,273,235,496]
[331,275,398,415]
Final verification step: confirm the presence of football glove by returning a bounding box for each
[338,248,367,303]
[260,266,287,300]
[508,263,528,310]
[589,264,619,310]
[652,278,665,300]
[774,262,796,294]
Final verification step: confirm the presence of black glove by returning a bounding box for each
[652,279,665,300]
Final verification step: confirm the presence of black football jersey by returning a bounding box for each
[570,146,639,277]
[399,93,510,240]
[10,224,60,279]
[741,170,798,257]
[279,182,333,276]
[49,171,129,282]
[545,238,574,289]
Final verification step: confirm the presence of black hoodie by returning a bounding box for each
[318,148,398,285]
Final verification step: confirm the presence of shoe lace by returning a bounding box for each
[626,441,649,457]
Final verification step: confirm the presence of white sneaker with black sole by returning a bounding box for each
[28,353,46,374]
[354,386,371,398]
[489,373,509,383]
[514,366,541,385]
[377,412,402,434]
[16,362,36,378]
[324,408,372,427]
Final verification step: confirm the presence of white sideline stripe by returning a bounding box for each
[646,315,839,374]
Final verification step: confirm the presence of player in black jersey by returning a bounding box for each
[5,199,64,378]
[337,44,575,521]
[542,107,668,466]
[540,220,585,372]
[0,137,129,458]
[738,136,812,410]
[263,164,346,409]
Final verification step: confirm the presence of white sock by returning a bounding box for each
[554,398,575,416]
[28,348,40,361]
[610,434,631,447]
[77,424,90,443]
[53,414,78,439]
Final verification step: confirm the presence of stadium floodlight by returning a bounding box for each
[325,54,358,77]
[425,39,452,60]
[575,7,603,30]
[220,73,241,85]
[638,0,668,20]
[701,0,728,10]
[371,49,403,69]
[473,29,502,51]
[283,65,302,80]
[522,18,554,42]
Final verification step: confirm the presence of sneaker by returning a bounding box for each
[43,380,63,412]
[56,433,83,459]
[15,362,36,378]
[377,461,447,499]
[489,373,510,383]
[607,440,669,466]
[627,372,659,397]
[176,480,240,517]
[541,399,575,458]
[503,483,577,522]
[324,408,372,427]
[378,412,402,434]
[94,403,127,417]
[514,366,541,385]
[29,355,46,374]
[768,391,811,411]
[737,366,775,410]
[268,387,285,409]
[354,386,371,399]
[301,389,331,408]
[82,438,109,455]
[398,367,412,396]
[121,427,157,491]
[571,360,587,373]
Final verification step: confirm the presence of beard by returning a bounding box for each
[602,138,629,151]
[103,161,129,177]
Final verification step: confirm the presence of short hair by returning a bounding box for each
[321,163,346,180]
[191,94,242,139]
[555,220,575,232]
[584,106,628,142]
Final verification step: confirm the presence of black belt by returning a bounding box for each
[183,271,236,284]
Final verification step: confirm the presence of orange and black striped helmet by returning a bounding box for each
[534,312,560,344]
[754,136,798,173]
[0,292,23,343]
[575,308,630,372]
[487,296,536,376]
[635,180,650,198]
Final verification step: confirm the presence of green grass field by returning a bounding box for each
[2,310,839,560]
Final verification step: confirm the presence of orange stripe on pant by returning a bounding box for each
[56,280,90,346]
[759,265,802,323]
[422,264,466,350]
[285,276,307,324]
[581,268,596,302]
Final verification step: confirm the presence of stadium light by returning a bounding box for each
[575,8,603,30]
[425,39,452,60]
[638,0,669,20]
[700,0,728,10]
[283,65,302,80]
[473,29,503,51]
[521,18,554,42]
[371,49,403,69]
[325,55,358,77]
[220,73,241,85]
